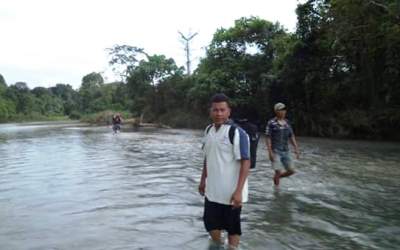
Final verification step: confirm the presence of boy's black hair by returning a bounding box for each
[210,93,230,107]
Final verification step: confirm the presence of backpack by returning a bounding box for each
[206,120,260,169]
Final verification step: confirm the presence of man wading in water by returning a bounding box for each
[112,113,122,133]
[198,93,250,249]
[265,102,300,186]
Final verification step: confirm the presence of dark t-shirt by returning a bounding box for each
[112,116,121,125]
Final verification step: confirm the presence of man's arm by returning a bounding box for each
[289,135,300,159]
[265,121,274,161]
[231,159,250,208]
[198,158,207,196]
[266,136,274,162]
[231,128,251,208]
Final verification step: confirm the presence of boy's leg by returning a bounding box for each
[204,198,224,244]
[226,205,242,248]
[280,151,295,178]
[279,169,294,178]
[271,151,281,185]
[209,230,222,244]
[228,235,240,248]
[273,170,281,186]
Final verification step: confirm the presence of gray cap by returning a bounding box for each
[274,102,286,111]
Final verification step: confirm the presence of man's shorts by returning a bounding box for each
[112,124,121,132]
[203,197,242,236]
[271,149,294,171]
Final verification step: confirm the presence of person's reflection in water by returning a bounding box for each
[264,189,296,226]
[207,239,224,250]
[207,238,240,250]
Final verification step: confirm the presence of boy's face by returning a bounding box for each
[275,109,287,119]
[210,102,231,125]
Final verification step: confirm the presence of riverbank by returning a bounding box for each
[2,111,399,142]
[78,110,208,129]
[0,115,71,124]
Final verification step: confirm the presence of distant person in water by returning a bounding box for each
[265,103,300,186]
[112,113,122,133]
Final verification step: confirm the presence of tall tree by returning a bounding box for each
[50,84,80,115]
[194,16,292,121]
[126,54,184,117]
[0,74,6,87]
[79,72,104,113]
[107,45,148,81]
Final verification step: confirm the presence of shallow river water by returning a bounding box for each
[0,122,399,250]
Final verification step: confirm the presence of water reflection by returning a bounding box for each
[265,190,295,226]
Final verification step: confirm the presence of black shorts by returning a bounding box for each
[203,197,242,236]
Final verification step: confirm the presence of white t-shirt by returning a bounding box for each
[203,123,250,205]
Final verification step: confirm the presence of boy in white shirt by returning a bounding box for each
[198,93,250,249]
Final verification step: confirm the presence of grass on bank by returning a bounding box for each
[0,114,71,123]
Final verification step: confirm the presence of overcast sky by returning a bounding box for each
[1,0,302,89]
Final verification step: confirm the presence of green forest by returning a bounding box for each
[1,0,399,140]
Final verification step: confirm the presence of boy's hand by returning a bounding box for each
[268,151,275,162]
[295,150,300,160]
[198,182,205,196]
[230,190,242,208]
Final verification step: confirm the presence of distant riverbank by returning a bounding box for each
[0,115,70,124]
[78,110,208,130]
[2,111,400,142]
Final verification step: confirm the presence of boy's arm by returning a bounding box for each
[198,158,207,196]
[231,159,250,208]
[289,135,300,159]
[231,128,250,208]
[265,121,275,161]
[266,136,274,161]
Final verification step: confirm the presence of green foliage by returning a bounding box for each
[82,72,104,85]
[158,110,208,129]
[276,0,400,138]
[126,53,184,116]
[0,98,16,121]
[107,45,148,80]
[32,87,64,115]
[79,72,104,113]
[50,84,80,115]
[0,74,6,90]
[0,76,79,122]
[1,5,399,140]
[68,111,81,120]
[193,16,292,121]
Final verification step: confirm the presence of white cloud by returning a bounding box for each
[0,0,300,89]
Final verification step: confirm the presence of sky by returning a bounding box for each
[0,0,302,89]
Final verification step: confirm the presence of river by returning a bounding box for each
[0,122,399,250]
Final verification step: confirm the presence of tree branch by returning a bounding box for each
[367,1,389,12]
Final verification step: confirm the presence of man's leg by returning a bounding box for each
[280,152,295,178]
[226,205,242,249]
[272,153,281,186]
[273,170,281,186]
[228,234,240,249]
[209,230,222,244]
[204,198,223,244]
[279,169,294,178]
